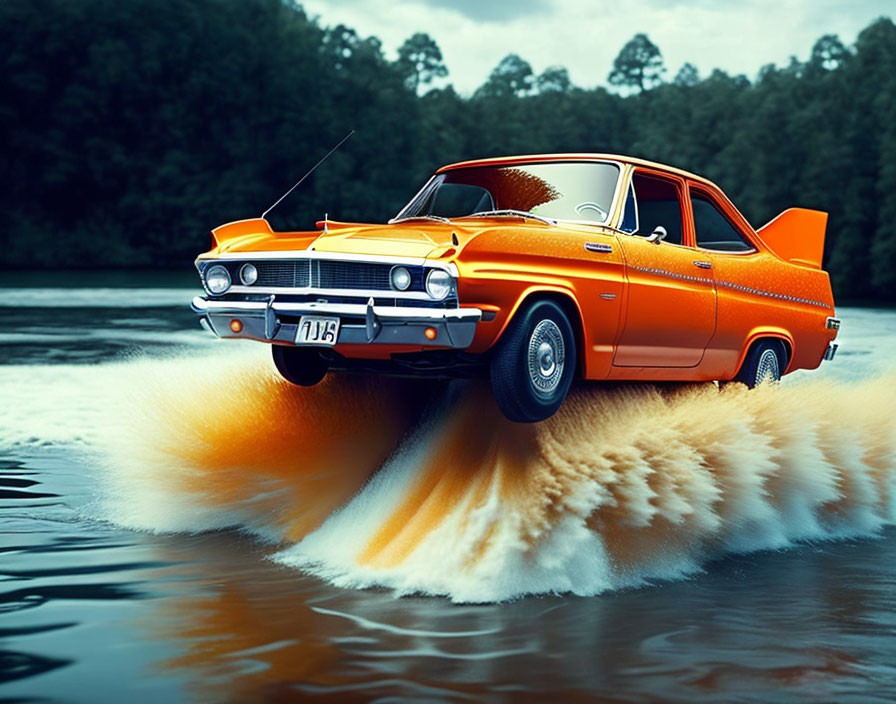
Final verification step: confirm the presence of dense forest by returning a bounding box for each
[2,0,895,300]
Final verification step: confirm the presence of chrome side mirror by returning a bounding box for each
[646,226,667,244]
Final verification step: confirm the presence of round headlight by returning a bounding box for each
[390,266,412,291]
[205,265,231,294]
[240,263,258,286]
[425,269,453,300]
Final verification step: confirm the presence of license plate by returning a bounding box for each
[296,316,340,346]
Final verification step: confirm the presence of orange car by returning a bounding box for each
[192,153,840,422]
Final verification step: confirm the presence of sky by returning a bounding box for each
[299,0,893,93]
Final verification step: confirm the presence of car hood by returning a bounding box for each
[308,222,457,258]
[207,216,568,261]
[211,219,472,260]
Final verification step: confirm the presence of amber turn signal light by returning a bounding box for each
[230,319,243,333]
[424,327,437,340]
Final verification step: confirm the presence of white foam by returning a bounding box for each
[272,378,896,602]
[5,317,896,603]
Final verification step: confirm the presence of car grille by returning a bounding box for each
[254,261,311,288]
[317,260,392,290]
[235,259,421,292]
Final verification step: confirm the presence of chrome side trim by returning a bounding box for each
[630,264,712,285]
[629,264,831,309]
[716,279,830,309]
[695,246,758,256]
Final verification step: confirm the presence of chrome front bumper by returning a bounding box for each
[191,296,481,349]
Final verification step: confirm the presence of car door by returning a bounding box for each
[613,169,717,367]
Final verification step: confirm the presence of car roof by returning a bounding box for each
[437,153,718,189]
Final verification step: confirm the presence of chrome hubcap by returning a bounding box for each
[527,320,565,397]
[756,348,780,385]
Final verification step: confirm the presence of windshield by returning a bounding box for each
[396,161,621,223]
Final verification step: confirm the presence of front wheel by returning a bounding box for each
[733,340,786,388]
[489,300,577,423]
[271,345,329,386]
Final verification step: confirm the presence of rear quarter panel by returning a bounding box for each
[708,251,836,376]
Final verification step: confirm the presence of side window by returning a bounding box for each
[631,172,684,245]
[691,190,755,252]
[620,183,638,233]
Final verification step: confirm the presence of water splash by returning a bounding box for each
[97,352,433,539]
[97,356,896,602]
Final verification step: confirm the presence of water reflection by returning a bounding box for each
[144,529,896,702]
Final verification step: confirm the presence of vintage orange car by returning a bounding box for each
[192,153,840,422]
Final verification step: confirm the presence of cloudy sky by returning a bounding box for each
[300,0,892,93]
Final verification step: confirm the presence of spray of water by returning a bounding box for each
[96,353,431,539]
[96,355,896,602]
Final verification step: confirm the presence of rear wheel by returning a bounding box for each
[489,300,577,422]
[271,345,329,386]
[733,340,786,388]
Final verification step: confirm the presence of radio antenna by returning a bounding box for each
[261,130,355,220]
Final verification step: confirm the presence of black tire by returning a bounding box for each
[489,299,577,422]
[271,345,329,386]
[733,340,786,388]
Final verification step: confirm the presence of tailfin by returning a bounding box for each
[756,208,828,269]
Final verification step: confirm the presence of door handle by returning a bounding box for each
[693,260,712,269]
[585,242,613,253]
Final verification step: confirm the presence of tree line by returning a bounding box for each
[2,0,894,300]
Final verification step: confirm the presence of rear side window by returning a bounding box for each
[691,191,755,252]
[631,172,684,245]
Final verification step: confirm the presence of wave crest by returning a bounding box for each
[99,357,896,602]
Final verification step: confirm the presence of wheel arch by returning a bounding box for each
[736,329,794,376]
[495,286,588,377]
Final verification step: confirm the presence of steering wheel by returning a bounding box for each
[575,202,608,220]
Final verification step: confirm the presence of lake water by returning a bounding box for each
[2,279,896,703]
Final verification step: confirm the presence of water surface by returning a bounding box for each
[2,280,895,703]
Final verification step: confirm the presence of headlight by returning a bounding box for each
[240,263,258,286]
[205,265,231,294]
[425,269,453,300]
[390,266,412,291]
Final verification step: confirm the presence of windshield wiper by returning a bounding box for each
[464,209,556,225]
[388,214,452,224]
